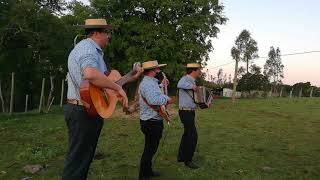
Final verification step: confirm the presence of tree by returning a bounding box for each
[237,73,270,92]
[231,29,258,103]
[250,64,261,75]
[231,47,240,103]
[217,68,223,85]
[91,0,227,84]
[264,46,284,86]
[237,66,246,78]
[223,73,227,85]
[228,74,232,84]
[235,30,258,74]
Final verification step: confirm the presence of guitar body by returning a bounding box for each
[159,105,170,122]
[80,70,124,119]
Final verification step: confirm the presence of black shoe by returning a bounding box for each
[184,161,200,169]
[151,171,161,177]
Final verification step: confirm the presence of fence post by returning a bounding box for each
[9,72,15,115]
[39,78,45,113]
[60,79,65,107]
[25,94,29,113]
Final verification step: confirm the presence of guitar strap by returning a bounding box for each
[140,94,160,114]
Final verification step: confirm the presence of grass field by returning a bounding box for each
[1,98,320,180]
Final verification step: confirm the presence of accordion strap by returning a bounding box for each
[179,88,198,104]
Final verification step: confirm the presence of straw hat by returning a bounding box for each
[76,19,113,29]
[186,63,201,68]
[142,60,167,70]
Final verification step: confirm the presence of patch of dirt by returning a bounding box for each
[110,101,178,120]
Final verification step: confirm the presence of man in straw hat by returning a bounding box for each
[62,19,128,180]
[176,63,201,169]
[138,60,174,180]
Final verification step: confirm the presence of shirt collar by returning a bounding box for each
[144,75,159,83]
[186,74,196,81]
[87,38,103,53]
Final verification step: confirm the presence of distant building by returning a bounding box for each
[223,88,241,98]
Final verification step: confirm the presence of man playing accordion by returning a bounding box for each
[177,63,202,169]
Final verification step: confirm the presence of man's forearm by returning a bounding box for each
[84,67,121,91]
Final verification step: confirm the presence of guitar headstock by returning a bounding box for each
[131,62,143,80]
[161,72,167,79]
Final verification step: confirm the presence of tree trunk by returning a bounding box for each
[246,59,249,74]
[232,60,239,103]
[310,87,313,97]
[0,80,5,113]
[299,88,302,97]
[47,76,55,107]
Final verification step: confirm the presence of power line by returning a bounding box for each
[208,50,320,70]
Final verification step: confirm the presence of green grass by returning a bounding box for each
[1,98,320,180]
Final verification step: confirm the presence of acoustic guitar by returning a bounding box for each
[159,72,171,123]
[80,63,143,118]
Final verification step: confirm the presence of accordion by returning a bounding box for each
[193,86,214,109]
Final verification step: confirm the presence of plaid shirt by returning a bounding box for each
[139,76,169,121]
[177,75,197,109]
[67,38,107,100]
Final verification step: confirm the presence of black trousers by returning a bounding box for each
[178,110,198,162]
[62,104,103,180]
[139,119,164,179]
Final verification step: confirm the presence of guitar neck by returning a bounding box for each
[115,70,135,87]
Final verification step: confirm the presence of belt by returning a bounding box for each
[179,107,196,111]
[67,99,84,106]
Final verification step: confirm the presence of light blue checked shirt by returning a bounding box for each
[177,75,197,109]
[139,76,169,121]
[67,38,107,100]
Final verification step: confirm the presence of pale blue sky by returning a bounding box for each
[75,0,320,85]
[209,0,320,86]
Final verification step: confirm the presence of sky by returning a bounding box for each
[208,0,320,86]
[75,0,320,86]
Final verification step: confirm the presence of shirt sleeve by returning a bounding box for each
[78,53,99,72]
[141,82,169,106]
[177,77,194,89]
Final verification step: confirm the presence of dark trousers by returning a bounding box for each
[139,119,163,179]
[62,104,103,180]
[178,110,197,162]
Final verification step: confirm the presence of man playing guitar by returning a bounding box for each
[138,60,174,180]
[63,19,128,180]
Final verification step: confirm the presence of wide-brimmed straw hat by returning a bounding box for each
[186,63,201,68]
[76,19,113,29]
[142,60,167,70]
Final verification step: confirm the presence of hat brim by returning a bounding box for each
[75,24,114,29]
[143,64,167,70]
[186,66,201,68]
